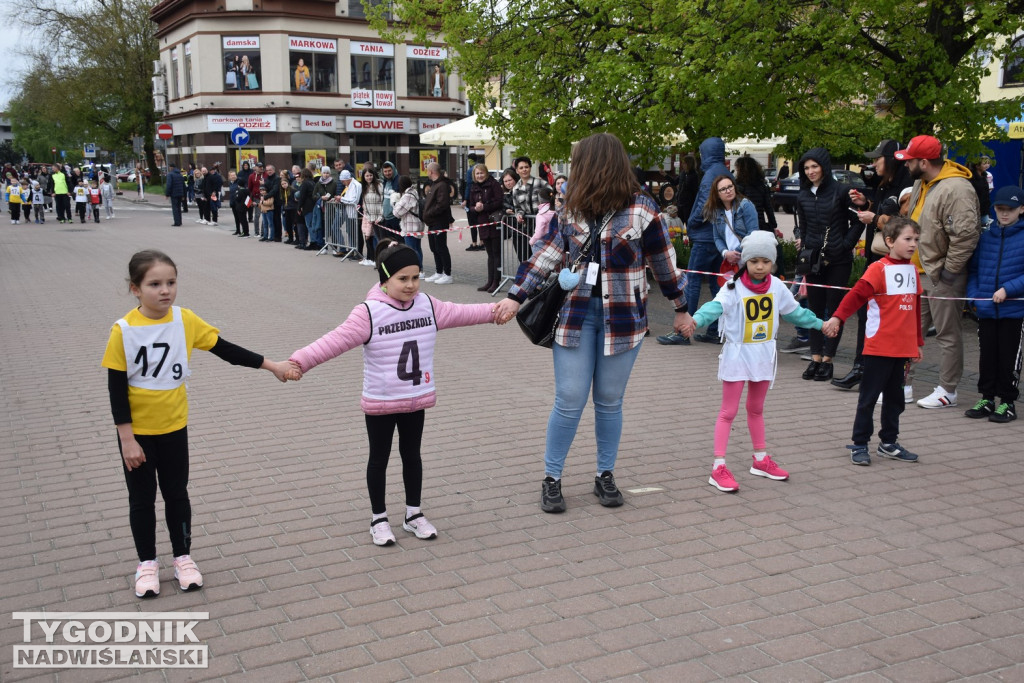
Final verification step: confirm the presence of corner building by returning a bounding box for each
[150,0,465,175]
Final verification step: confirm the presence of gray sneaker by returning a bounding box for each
[848,444,870,466]
[780,337,810,353]
[656,332,690,346]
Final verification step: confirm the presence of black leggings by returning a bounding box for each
[806,261,852,357]
[365,411,425,515]
[427,229,452,275]
[119,427,191,561]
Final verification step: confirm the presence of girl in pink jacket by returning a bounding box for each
[289,240,498,547]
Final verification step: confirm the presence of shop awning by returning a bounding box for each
[419,113,501,146]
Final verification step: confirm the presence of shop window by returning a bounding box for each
[289,37,338,93]
[349,0,392,20]
[351,55,394,92]
[1003,36,1024,87]
[222,36,262,92]
[407,60,445,98]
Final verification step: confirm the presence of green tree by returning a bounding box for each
[370,0,1024,163]
[9,0,160,178]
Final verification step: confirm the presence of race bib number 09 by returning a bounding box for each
[742,293,774,344]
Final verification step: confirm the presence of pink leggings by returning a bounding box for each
[714,380,769,457]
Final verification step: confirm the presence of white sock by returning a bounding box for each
[372,511,387,522]
[406,506,421,520]
[713,458,726,468]
[545,475,560,481]
[753,451,767,462]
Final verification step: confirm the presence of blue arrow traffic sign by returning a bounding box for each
[231,127,250,146]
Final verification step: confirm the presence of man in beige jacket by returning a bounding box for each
[896,135,981,409]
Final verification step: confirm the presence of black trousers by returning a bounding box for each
[427,228,452,275]
[365,411,425,515]
[806,261,852,357]
[55,194,71,221]
[483,235,501,285]
[232,203,249,235]
[852,355,909,445]
[118,427,192,561]
[977,317,1024,403]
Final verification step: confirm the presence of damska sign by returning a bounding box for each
[222,36,259,49]
[350,42,394,56]
[406,45,448,60]
[207,115,277,132]
[345,117,411,133]
[289,36,337,54]
[300,115,336,131]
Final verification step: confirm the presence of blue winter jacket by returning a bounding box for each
[967,217,1024,319]
[164,169,184,198]
[686,137,733,243]
[711,197,759,256]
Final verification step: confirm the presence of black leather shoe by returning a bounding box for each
[693,333,720,344]
[831,364,863,390]
[814,362,834,381]
[802,361,820,380]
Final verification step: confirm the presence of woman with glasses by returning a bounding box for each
[706,175,759,286]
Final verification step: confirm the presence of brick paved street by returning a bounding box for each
[1,197,1021,681]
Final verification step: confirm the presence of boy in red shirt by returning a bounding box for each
[823,217,924,465]
[89,179,102,223]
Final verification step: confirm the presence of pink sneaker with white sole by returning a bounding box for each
[134,560,160,598]
[173,555,203,591]
[750,455,789,480]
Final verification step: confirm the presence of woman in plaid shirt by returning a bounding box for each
[494,133,692,513]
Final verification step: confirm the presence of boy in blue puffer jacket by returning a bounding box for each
[965,186,1024,423]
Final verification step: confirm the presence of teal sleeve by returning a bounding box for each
[692,300,724,329]
[782,306,823,330]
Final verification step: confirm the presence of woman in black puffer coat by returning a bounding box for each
[794,147,864,382]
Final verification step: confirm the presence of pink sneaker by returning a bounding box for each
[134,560,160,598]
[403,513,438,540]
[172,555,203,591]
[370,517,396,546]
[709,464,740,492]
[750,455,789,481]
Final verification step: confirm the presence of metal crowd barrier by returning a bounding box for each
[320,201,361,258]
[493,214,536,296]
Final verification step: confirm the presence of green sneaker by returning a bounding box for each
[989,402,1017,424]
[964,398,995,419]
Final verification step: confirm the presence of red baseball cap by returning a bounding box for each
[894,135,942,161]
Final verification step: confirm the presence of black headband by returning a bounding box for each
[379,246,421,284]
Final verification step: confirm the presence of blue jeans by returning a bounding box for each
[685,241,722,335]
[403,235,423,268]
[308,204,323,243]
[544,296,643,478]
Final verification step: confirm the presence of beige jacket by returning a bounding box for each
[907,160,980,278]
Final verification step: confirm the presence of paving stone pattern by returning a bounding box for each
[0,201,1021,681]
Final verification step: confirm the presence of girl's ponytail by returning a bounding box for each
[726,263,747,290]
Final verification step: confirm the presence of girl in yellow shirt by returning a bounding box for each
[102,250,299,598]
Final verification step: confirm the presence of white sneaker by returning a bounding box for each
[434,274,453,285]
[424,273,441,283]
[370,517,396,546]
[196,219,206,224]
[418,272,426,279]
[403,513,438,540]
[208,222,217,227]
[359,258,375,266]
[917,386,957,409]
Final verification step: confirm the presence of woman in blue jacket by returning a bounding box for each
[706,174,759,286]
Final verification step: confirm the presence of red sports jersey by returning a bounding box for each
[833,257,923,358]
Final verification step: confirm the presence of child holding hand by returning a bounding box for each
[681,231,829,492]
[103,250,298,598]
[288,240,500,546]
[822,216,924,465]
[964,186,1024,423]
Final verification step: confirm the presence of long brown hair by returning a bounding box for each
[563,133,640,222]
[702,174,744,222]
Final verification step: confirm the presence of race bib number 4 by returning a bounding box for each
[742,293,774,344]
[884,264,917,295]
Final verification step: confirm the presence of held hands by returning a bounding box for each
[493,298,520,325]
[676,312,696,338]
[724,250,740,265]
[821,317,841,338]
[264,359,303,382]
[993,287,1007,304]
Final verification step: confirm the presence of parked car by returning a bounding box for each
[116,168,151,183]
[771,170,867,213]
